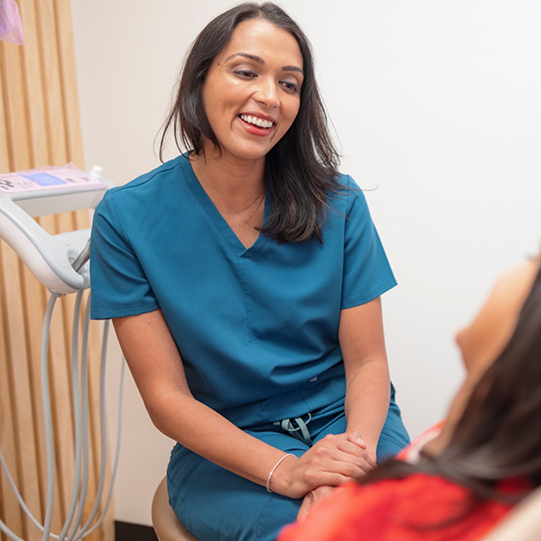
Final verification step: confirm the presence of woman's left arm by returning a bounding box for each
[339,296,390,463]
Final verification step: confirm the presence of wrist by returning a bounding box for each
[267,453,296,494]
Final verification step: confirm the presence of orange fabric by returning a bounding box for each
[279,474,526,541]
[397,421,445,463]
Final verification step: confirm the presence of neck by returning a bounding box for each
[422,377,478,456]
[189,146,265,214]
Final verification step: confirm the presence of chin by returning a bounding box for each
[224,145,273,162]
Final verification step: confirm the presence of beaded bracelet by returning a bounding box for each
[266,453,295,493]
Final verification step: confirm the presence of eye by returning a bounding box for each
[280,80,300,93]
[234,69,258,79]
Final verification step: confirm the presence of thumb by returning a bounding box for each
[297,495,314,523]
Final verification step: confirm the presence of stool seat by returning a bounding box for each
[152,476,198,541]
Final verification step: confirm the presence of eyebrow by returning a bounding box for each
[223,52,304,75]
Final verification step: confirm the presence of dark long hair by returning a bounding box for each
[158,2,341,243]
[365,260,541,507]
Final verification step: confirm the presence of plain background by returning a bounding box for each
[70,0,541,525]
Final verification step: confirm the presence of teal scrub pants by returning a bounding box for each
[167,385,409,541]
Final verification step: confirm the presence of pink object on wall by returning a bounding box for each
[0,0,24,45]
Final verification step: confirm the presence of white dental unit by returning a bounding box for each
[0,165,124,541]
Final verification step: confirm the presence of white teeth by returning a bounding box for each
[240,114,273,129]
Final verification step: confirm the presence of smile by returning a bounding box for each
[239,114,274,129]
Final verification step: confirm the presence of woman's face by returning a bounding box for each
[456,256,540,380]
[201,18,304,164]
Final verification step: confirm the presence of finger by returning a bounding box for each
[334,439,374,465]
[316,457,371,484]
[329,448,377,479]
[313,485,335,502]
[357,456,376,474]
[365,453,377,469]
[297,464,359,490]
[337,457,375,479]
[344,431,367,449]
[345,447,376,474]
[297,494,314,523]
[340,442,378,472]
[320,434,368,458]
[299,438,375,484]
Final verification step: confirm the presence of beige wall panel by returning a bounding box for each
[54,0,84,168]
[0,48,15,541]
[35,0,67,165]
[0,0,113,537]
[0,245,23,541]
[17,0,64,530]
[17,0,48,168]
[34,0,79,521]
[0,71,11,174]
[0,29,42,540]
[0,241,41,541]
[0,44,30,170]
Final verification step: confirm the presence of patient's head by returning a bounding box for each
[456,256,541,384]
[444,255,541,483]
[366,254,541,496]
[423,256,541,457]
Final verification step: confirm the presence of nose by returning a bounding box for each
[455,328,464,348]
[254,77,279,109]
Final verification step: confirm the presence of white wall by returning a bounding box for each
[71,0,541,526]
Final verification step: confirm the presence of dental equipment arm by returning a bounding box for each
[0,165,124,541]
[0,165,113,294]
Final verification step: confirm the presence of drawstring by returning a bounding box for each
[274,413,312,445]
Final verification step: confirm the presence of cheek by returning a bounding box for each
[201,88,215,123]
[289,99,301,122]
[456,315,511,379]
[282,91,301,118]
[455,319,495,377]
[278,100,300,136]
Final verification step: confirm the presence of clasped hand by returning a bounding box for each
[269,430,376,506]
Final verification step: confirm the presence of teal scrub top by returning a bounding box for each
[90,155,397,428]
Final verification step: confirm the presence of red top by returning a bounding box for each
[279,474,527,541]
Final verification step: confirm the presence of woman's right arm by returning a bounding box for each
[113,308,371,498]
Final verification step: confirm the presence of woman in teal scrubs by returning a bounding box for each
[90,3,409,540]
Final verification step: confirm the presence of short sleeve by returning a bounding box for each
[341,176,396,309]
[90,191,159,319]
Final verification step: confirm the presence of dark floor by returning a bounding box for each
[115,521,159,541]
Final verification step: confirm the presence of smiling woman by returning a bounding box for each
[89,3,410,541]
[193,18,304,242]
[158,2,341,245]
[201,20,303,163]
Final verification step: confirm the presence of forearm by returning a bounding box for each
[344,358,390,454]
[339,297,391,457]
[148,390,288,489]
[149,389,378,499]
[113,311,290,493]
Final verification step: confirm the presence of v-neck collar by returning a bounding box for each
[178,155,270,258]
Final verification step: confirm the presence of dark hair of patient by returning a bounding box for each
[364,260,541,521]
[158,2,340,244]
